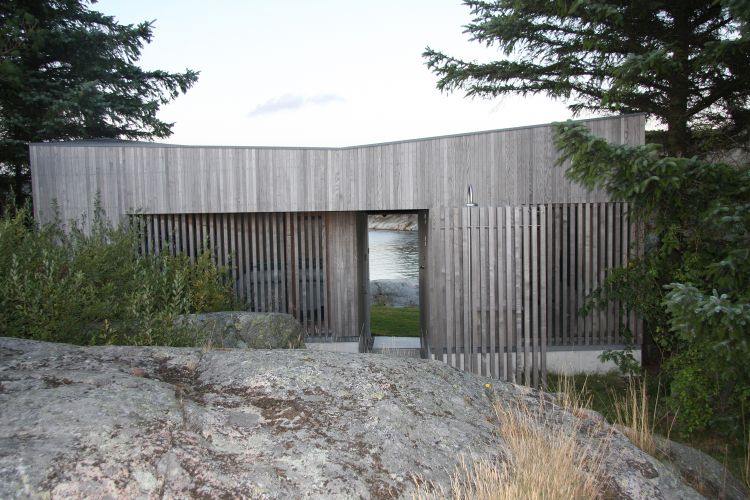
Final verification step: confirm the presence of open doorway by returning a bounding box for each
[366,211,425,358]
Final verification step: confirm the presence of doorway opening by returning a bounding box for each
[366,211,426,358]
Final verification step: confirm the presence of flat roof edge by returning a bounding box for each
[29,113,645,150]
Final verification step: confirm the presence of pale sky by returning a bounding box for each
[96,0,598,147]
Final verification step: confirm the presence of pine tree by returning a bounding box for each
[424,0,750,157]
[0,0,198,207]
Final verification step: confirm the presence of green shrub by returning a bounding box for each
[0,204,235,346]
[554,121,750,439]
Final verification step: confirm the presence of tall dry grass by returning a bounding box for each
[552,373,593,414]
[611,377,661,456]
[412,391,608,500]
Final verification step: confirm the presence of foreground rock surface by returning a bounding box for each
[0,337,699,499]
[176,311,304,349]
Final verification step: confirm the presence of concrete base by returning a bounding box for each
[371,336,422,358]
[372,337,421,349]
[547,347,641,375]
[305,338,639,375]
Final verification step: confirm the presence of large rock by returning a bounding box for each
[653,434,748,499]
[0,337,700,498]
[176,311,304,349]
[370,279,419,307]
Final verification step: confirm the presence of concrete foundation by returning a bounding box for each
[547,346,641,375]
[307,337,639,376]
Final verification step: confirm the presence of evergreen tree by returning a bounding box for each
[424,0,750,157]
[0,0,198,207]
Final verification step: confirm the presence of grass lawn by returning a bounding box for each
[547,372,748,485]
[370,305,420,337]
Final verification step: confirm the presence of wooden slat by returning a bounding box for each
[513,206,523,382]
[613,203,622,342]
[523,205,532,384]
[179,214,187,256]
[299,214,308,326]
[209,213,218,265]
[540,204,548,387]
[576,203,585,345]
[312,214,321,329]
[470,208,480,373]
[243,214,252,307]
[496,207,506,380]
[561,204,569,345]
[452,208,463,367]
[159,215,166,255]
[462,207,471,372]
[270,212,279,312]
[591,203,599,344]
[284,214,294,316]
[476,207,487,375]
[488,207,497,378]
[605,203,613,343]
[187,214,195,263]
[505,207,514,381]
[320,214,330,337]
[443,208,454,366]
[530,205,539,387]
[263,213,272,311]
[229,214,238,301]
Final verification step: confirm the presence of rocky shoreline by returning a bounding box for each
[368,214,417,231]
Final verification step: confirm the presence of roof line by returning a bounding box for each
[29,113,645,150]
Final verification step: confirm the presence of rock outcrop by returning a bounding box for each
[370,279,419,307]
[176,311,304,349]
[0,337,701,498]
[653,434,748,499]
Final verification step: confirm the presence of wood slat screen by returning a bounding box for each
[427,202,642,387]
[545,202,643,346]
[134,212,334,338]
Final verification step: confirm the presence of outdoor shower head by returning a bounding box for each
[465,184,478,207]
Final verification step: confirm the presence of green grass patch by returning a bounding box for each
[370,305,420,337]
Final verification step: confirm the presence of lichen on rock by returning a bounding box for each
[175,311,304,349]
[0,337,704,498]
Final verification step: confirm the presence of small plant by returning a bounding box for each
[598,329,642,377]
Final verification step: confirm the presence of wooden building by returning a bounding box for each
[30,114,645,385]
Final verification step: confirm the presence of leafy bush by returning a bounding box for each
[554,121,750,438]
[0,205,235,346]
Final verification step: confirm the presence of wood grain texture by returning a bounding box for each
[31,115,645,225]
[135,212,360,340]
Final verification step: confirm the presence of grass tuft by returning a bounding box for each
[611,377,660,457]
[413,393,607,499]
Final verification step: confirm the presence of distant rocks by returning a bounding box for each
[0,337,705,498]
[176,311,304,349]
[368,214,417,231]
[370,279,419,307]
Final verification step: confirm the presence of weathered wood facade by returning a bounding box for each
[30,114,646,385]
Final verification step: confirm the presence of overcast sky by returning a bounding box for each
[96,0,598,147]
